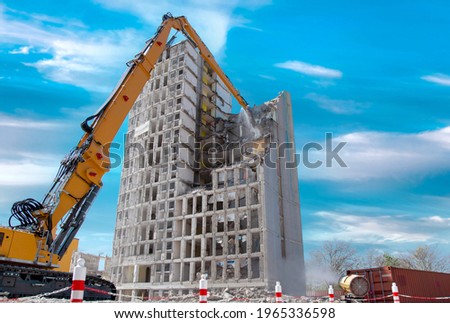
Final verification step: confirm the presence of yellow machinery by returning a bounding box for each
[339,274,370,298]
[0,13,247,299]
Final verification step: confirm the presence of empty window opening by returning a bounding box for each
[238,235,247,254]
[194,239,201,257]
[185,219,192,235]
[164,273,170,282]
[227,235,236,255]
[217,220,224,232]
[227,171,234,186]
[196,196,202,213]
[149,228,154,240]
[227,217,235,231]
[251,233,260,253]
[238,193,246,207]
[206,237,213,256]
[187,198,193,215]
[142,206,148,222]
[196,217,203,235]
[251,258,260,278]
[217,201,223,210]
[240,214,248,230]
[167,221,173,230]
[148,153,153,166]
[250,210,259,228]
[205,216,212,233]
[145,267,151,282]
[185,240,192,258]
[172,264,181,282]
[182,263,190,281]
[173,241,181,259]
[215,237,223,256]
[216,263,223,280]
[240,260,248,279]
[226,261,235,279]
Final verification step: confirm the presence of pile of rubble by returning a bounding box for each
[1,288,334,303]
[0,296,69,303]
[158,288,332,303]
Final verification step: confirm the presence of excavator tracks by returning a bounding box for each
[0,264,116,301]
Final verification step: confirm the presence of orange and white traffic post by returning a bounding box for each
[70,258,87,303]
[275,281,283,303]
[328,285,335,303]
[199,274,208,303]
[392,282,400,303]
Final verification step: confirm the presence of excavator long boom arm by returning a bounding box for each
[0,13,247,268]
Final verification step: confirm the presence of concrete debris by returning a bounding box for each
[0,288,336,303]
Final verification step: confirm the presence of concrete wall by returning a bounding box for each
[262,92,305,296]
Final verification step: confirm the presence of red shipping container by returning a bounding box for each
[346,266,450,303]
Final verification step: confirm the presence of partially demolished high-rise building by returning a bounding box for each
[110,40,305,300]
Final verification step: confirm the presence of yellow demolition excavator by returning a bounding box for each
[0,13,248,299]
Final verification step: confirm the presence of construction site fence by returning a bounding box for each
[306,290,345,298]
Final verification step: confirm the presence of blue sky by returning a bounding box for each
[1,1,449,259]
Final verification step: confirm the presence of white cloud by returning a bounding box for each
[425,216,450,225]
[258,74,276,80]
[0,114,77,188]
[300,126,450,182]
[307,211,448,244]
[94,0,270,54]
[0,160,58,186]
[418,126,450,146]
[29,13,87,29]
[9,45,32,54]
[312,79,336,88]
[0,7,142,92]
[275,60,342,78]
[23,30,139,92]
[422,73,450,87]
[305,93,369,114]
[0,113,64,129]
[1,2,269,92]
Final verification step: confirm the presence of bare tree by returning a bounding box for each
[363,249,381,268]
[363,245,449,273]
[402,245,449,273]
[307,240,360,289]
[364,250,409,268]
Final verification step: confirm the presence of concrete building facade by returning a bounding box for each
[110,40,305,300]
[70,251,112,281]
